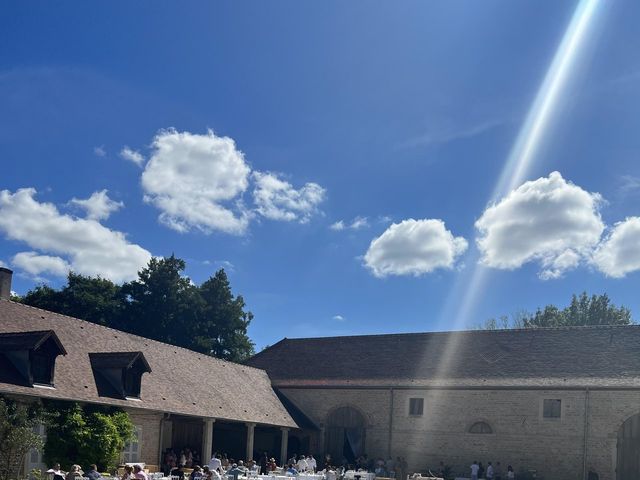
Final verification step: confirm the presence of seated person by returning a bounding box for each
[133,465,148,480]
[191,466,203,480]
[170,464,186,480]
[286,465,298,476]
[227,464,244,480]
[86,465,102,480]
[66,465,83,480]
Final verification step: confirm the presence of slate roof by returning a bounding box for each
[0,299,297,428]
[247,326,640,389]
[89,351,151,371]
[0,329,67,354]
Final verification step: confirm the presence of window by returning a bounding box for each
[409,398,424,416]
[31,352,53,385]
[122,426,141,463]
[543,399,562,418]
[124,370,142,398]
[469,421,493,434]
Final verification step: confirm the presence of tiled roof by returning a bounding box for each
[0,299,297,428]
[89,351,151,371]
[0,329,66,354]
[247,326,640,388]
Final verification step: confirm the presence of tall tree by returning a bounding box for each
[22,273,123,326]
[19,256,255,361]
[195,269,255,361]
[119,255,201,348]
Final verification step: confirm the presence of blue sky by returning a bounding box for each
[2,1,640,350]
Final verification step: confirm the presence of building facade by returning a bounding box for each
[248,328,640,480]
[0,268,298,476]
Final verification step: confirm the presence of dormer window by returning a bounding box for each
[89,352,151,400]
[0,330,67,387]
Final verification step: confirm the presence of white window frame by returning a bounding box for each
[122,426,142,463]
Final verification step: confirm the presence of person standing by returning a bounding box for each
[494,462,502,480]
[506,465,515,479]
[470,461,479,480]
[486,462,494,480]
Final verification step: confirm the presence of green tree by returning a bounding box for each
[22,273,123,327]
[524,292,632,328]
[120,255,201,348]
[194,269,255,361]
[0,396,50,480]
[43,402,134,472]
[479,292,632,330]
[20,256,256,361]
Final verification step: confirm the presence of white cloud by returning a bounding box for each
[592,217,640,278]
[618,175,640,197]
[69,189,124,221]
[330,220,345,231]
[142,129,251,235]
[252,171,325,222]
[12,252,71,278]
[364,219,468,278]
[0,188,152,283]
[333,315,345,321]
[120,146,145,166]
[475,171,604,279]
[94,145,106,157]
[331,216,369,231]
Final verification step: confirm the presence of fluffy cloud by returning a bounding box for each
[12,252,71,278]
[364,219,468,277]
[592,217,640,278]
[120,146,145,166]
[330,216,369,231]
[69,189,124,221]
[94,145,106,157]
[475,172,604,279]
[252,171,326,222]
[333,315,345,321]
[0,188,152,283]
[142,129,251,235]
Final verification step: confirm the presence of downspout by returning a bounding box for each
[582,388,590,480]
[388,388,394,458]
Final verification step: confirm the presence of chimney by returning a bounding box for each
[0,268,13,300]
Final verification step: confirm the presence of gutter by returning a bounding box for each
[582,388,590,480]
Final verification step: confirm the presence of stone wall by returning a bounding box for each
[126,409,164,466]
[279,387,640,480]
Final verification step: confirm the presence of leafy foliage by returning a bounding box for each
[0,396,50,480]
[22,273,123,327]
[43,402,134,472]
[21,256,255,360]
[478,292,632,329]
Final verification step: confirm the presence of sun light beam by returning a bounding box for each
[412,3,603,456]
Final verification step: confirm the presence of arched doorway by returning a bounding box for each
[617,413,640,480]
[325,406,366,465]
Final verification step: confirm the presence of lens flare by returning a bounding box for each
[410,3,602,463]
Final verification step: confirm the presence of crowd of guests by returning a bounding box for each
[467,460,514,480]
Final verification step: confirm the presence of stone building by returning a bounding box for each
[0,268,298,475]
[247,328,640,480]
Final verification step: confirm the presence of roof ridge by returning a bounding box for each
[5,300,265,373]
[274,323,639,343]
